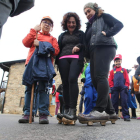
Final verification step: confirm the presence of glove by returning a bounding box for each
[81,78,85,83]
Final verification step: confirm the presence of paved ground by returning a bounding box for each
[0,114,140,140]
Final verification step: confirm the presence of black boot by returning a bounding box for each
[57,109,69,120]
[64,108,77,120]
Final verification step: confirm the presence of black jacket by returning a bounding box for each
[10,0,35,17]
[134,65,140,81]
[85,13,123,55]
[55,30,85,66]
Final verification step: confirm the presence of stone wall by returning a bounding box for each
[4,62,25,114]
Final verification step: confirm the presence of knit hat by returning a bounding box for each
[84,2,99,12]
[41,16,53,26]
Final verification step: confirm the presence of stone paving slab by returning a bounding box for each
[0,114,140,140]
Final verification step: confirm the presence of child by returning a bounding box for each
[18,16,59,124]
[81,62,98,114]
[55,91,60,116]
[109,54,130,121]
[132,57,140,119]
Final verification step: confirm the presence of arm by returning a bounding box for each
[108,70,114,88]
[124,69,130,88]
[22,29,37,48]
[81,63,89,79]
[51,37,60,56]
[102,13,124,37]
[72,31,85,54]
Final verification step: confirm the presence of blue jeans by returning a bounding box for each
[24,81,50,116]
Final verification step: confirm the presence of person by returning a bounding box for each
[127,69,137,119]
[56,84,64,123]
[49,79,56,115]
[55,91,60,116]
[109,54,130,121]
[0,0,35,38]
[132,57,140,119]
[55,12,85,123]
[18,16,60,124]
[78,2,123,125]
[81,62,97,114]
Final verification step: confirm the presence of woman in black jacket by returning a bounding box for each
[78,2,123,126]
[56,12,85,124]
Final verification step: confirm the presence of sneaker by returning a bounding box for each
[78,111,109,122]
[39,114,49,124]
[18,115,34,123]
[124,118,131,121]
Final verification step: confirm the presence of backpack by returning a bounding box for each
[133,76,139,92]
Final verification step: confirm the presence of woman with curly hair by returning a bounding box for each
[55,12,85,124]
[78,2,123,126]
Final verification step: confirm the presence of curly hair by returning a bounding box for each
[61,12,81,31]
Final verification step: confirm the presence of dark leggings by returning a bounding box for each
[58,58,83,109]
[90,46,116,113]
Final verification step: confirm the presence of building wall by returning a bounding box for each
[4,62,25,114]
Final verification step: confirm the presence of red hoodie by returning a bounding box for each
[108,66,130,88]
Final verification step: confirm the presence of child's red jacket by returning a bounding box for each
[108,66,130,88]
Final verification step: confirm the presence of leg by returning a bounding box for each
[111,90,119,114]
[90,46,116,112]
[58,59,70,109]
[68,58,83,109]
[55,102,60,115]
[0,0,12,38]
[120,89,130,119]
[38,81,49,116]
[18,84,36,123]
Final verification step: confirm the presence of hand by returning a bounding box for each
[102,31,106,36]
[34,25,41,32]
[72,46,80,54]
[34,39,39,46]
[131,93,134,97]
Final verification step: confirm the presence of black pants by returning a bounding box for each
[136,94,140,104]
[0,0,12,38]
[58,58,83,109]
[90,46,116,114]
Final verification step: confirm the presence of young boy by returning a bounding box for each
[108,54,130,121]
[18,16,59,124]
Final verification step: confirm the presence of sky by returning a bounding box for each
[0,0,140,80]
